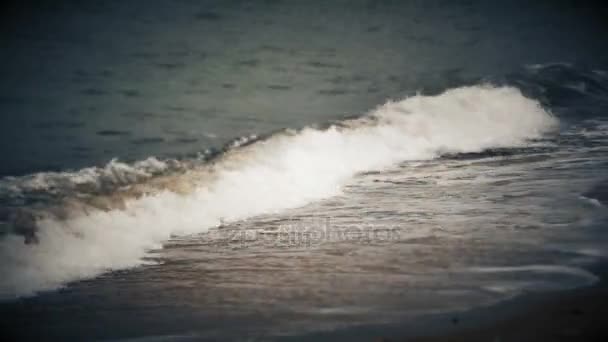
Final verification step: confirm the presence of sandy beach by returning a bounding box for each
[286,265,608,342]
[384,263,608,342]
[406,276,608,341]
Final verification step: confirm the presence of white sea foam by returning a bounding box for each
[0,85,558,299]
[0,157,176,199]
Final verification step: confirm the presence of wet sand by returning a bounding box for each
[290,265,608,342]
[406,276,608,341]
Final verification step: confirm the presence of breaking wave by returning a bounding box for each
[0,85,558,299]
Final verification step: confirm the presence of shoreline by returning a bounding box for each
[288,262,608,342]
[406,270,608,341]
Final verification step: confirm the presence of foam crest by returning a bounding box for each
[0,157,178,201]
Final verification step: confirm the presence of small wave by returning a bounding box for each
[0,157,182,203]
[579,195,604,207]
[514,64,608,115]
[524,62,574,72]
[468,264,598,281]
[0,85,558,299]
[472,264,599,295]
[581,179,608,208]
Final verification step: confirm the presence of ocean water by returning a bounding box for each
[1,0,607,340]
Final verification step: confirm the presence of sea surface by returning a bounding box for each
[1,1,607,341]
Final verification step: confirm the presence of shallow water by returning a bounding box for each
[1,1,608,341]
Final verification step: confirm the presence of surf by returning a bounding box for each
[0,85,558,299]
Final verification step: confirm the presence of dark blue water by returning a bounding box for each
[1,0,606,175]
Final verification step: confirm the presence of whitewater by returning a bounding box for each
[0,85,558,299]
